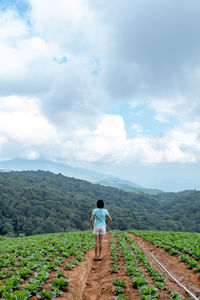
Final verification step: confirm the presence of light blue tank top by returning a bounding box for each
[92,208,109,226]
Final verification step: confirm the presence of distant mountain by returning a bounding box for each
[0,158,108,181]
[97,179,162,195]
[0,158,162,194]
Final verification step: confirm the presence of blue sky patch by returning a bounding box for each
[0,0,30,16]
[53,56,69,65]
[105,101,177,139]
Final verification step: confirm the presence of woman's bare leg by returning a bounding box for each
[98,234,104,258]
[94,235,99,259]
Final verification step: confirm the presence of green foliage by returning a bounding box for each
[37,289,56,299]
[169,290,189,300]
[132,276,148,288]
[51,278,69,290]
[114,295,129,300]
[55,270,65,278]
[0,285,12,297]
[0,231,94,298]
[110,264,120,273]
[17,267,32,279]
[114,287,125,295]
[35,270,49,283]
[22,281,40,293]
[0,170,199,236]
[3,290,30,300]
[112,278,126,288]
[110,232,120,273]
[138,285,158,297]
[65,260,79,270]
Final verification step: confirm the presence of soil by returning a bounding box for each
[58,232,137,300]
[127,233,200,299]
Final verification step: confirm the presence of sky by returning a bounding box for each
[0,0,200,191]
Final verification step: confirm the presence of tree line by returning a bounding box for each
[0,170,199,236]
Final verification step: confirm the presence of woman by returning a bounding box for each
[90,199,112,261]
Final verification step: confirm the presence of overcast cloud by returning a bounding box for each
[0,0,200,190]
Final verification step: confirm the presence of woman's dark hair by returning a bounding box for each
[97,199,104,208]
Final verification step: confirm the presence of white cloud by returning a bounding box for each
[24,150,40,160]
[0,0,200,175]
[131,121,200,164]
[0,95,199,166]
[0,9,27,41]
[29,0,109,57]
[0,96,59,144]
[67,114,130,163]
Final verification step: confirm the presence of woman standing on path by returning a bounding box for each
[90,199,112,261]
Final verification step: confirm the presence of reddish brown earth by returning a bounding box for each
[58,232,137,300]
[128,233,200,299]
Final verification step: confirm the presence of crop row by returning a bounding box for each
[130,230,200,275]
[116,231,188,300]
[109,232,129,300]
[0,231,94,299]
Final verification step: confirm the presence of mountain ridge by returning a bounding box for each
[0,158,162,195]
[0,170,199,236]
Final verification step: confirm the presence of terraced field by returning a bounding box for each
[0,230,199,299]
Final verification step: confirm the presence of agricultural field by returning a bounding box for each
[0,230,199,299]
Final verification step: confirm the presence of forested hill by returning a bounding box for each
[0,171,199,236]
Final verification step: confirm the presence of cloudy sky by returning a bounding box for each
[0,0,200,191]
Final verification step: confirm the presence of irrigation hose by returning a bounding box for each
[147,250,199,300]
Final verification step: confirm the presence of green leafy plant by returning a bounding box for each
[114,287,125,295]
[3,275,21,289]
[169,290,189,300]
[35,270,49,283]
[3,290,30,300]
[155,281,165,289]
[55,270,65,278]
[132,276,148,288]
[51,278,69,291]
[110,264,120,273]
[112,278,126,288]
[0,285,12,297]
[37,289,56,299]
[138,285,158,298]
[17,267,32,280]
[22,281,40,294]
[114,295,129,300]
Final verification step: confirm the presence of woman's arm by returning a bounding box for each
[90,214,95,230]
[106,214,112,230]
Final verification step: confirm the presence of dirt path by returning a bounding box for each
[82,233,138,300]
[56,248,94,300]
[59,233,138,300]
[82,233,113,300]
[127,233,200,299]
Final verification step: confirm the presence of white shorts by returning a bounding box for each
[93,226,106,235]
